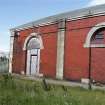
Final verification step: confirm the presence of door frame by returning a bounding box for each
[23,33,43,75]
[26,49,40,75]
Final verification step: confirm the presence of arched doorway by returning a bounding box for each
[23,33,43,76]
[26,37,40,75]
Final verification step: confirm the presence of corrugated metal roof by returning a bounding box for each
[11,4,105,31]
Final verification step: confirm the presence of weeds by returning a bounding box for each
[0,75,105,105]
[42,78,51,91]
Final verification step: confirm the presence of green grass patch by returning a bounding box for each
[0,74,105,105]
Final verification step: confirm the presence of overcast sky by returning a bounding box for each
[0,0,105,52]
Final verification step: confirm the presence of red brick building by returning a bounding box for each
[9,4,105,84]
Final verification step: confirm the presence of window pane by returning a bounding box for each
[95,33,104,39]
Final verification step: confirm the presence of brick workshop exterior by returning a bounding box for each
[9,4,105,84]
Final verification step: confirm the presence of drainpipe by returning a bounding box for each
[88,46,92,90]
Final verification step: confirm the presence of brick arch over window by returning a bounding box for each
[23,33,44,50]
[84,22,105,48]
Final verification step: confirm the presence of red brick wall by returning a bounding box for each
[12,15,105,83]
[64,15,105,81]
[64,21,89,81]
[39,24,58,78]
[12,36,26,74]
[12,23,58,77]
[91,48,105,83]
[40,33,57,78]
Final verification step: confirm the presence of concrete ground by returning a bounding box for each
[12,74,105,91]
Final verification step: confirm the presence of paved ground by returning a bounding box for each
[12,74,105,91]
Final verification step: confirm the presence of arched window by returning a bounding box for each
[84,22,105,48]
[27,37,40,50]
[90,28,105,45]
[23,33,44,50]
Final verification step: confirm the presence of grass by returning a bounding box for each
[0,74,105,105]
